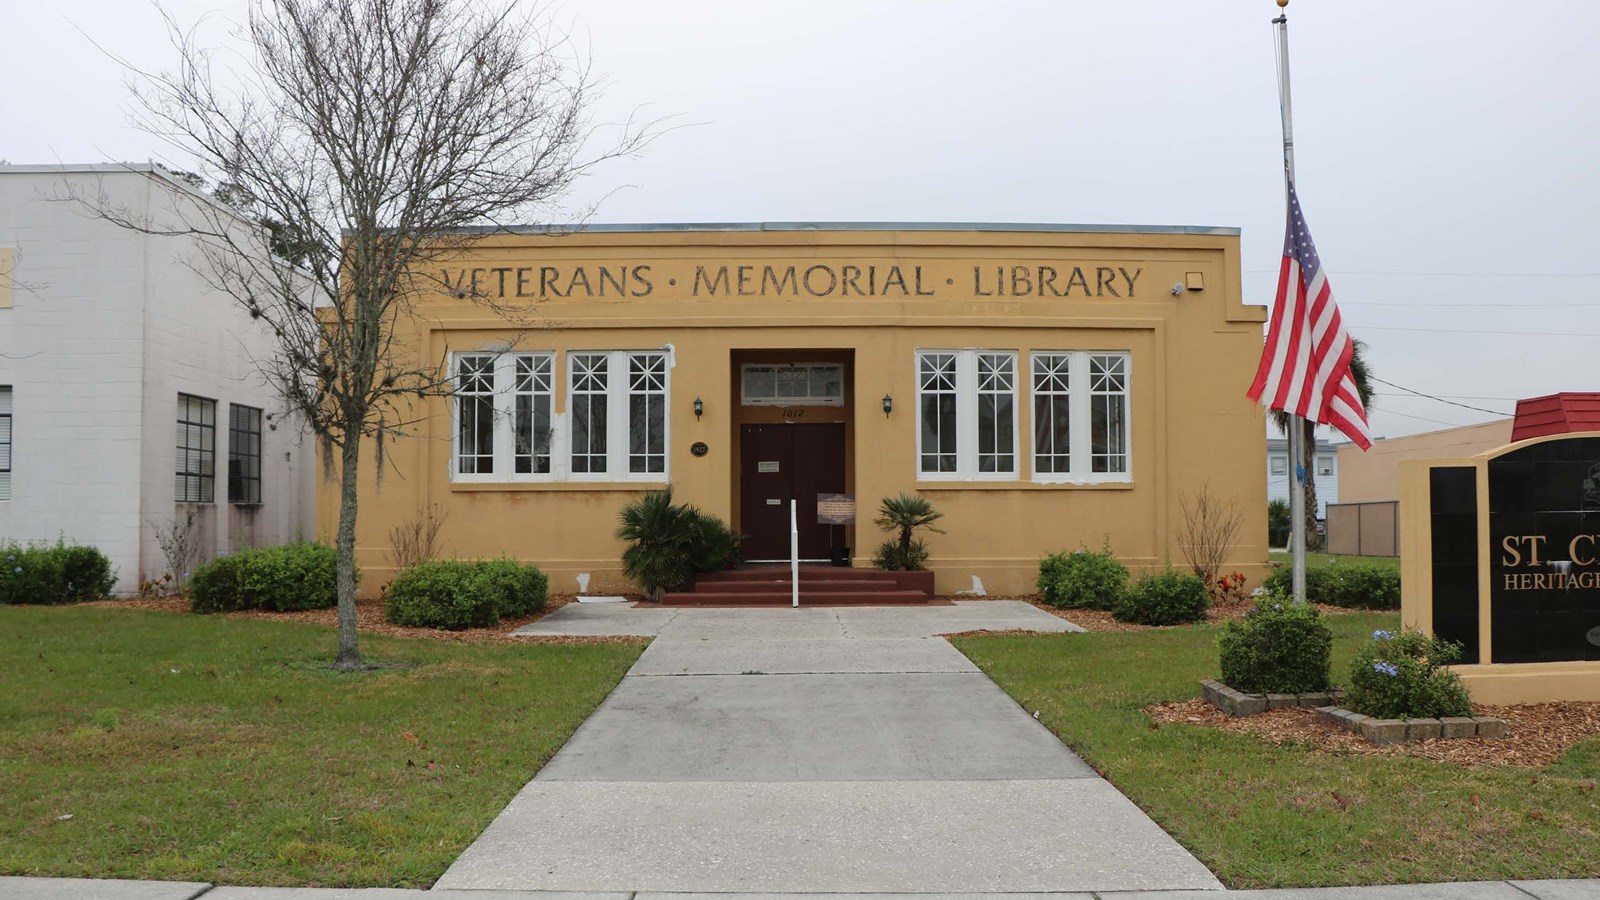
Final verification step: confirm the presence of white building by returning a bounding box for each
[0,164,315,594]
[1266,435,1338,519]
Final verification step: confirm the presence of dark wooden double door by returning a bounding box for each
[739,423,846,561]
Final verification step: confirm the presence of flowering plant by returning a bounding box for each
[1345,629,1472,720]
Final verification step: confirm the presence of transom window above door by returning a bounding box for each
[740,363,845,406]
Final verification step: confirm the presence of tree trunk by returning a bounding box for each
[1300,419,1323,553]
[333,433,363,670]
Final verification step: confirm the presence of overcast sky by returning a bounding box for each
[5,1,1597,442]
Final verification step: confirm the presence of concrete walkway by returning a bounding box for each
[12,603,1600,898]
[434,601,1221,894]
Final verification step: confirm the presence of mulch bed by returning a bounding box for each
[952,595,1368,633]
[1146,697,1600,769]
[81,593,649,645]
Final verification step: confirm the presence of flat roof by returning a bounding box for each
[454,221,1241,237]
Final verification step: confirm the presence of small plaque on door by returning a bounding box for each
[766,498,782,506]
[817,493,856,524]
[757,460,780,473]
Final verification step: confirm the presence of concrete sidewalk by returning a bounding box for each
[438,601,1219,894]
[6,875,1600,898]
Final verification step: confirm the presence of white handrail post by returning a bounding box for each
[790,499,800,608]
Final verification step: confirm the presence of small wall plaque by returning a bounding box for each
[758,460,780,473]
[691,441,709,457]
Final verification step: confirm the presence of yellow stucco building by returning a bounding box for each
[318,223,1269,597]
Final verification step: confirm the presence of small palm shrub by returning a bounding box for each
[1267,499,1291,547]
[1218,599,1333,694]
[872,493,943,572]
[1037,544,1128,610]
[190,542,339,613]
[1115,569,1209,625]
[1345,629,1473,719]
[0,541,117,604]
[616,489,739,600]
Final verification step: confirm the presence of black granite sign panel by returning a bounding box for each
[1487,436,1600,663]
[1430,466,1480,662]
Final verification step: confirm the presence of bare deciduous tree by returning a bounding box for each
[93,0,648,668]
[386,503,449,572]
[1177,485,1244,600]
[150,507,202,591]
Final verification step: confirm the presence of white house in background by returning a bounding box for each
[1266,435,1339,519]
[0,164,315,594]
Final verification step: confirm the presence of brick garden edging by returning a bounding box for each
[1199,679,1343,717]
[1315,705,1508,745]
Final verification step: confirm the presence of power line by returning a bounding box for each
[1378,408,1467,429]
[1374,391,1518,402]
[1246,269,1600,278]
[1358,325,1600,337]
[1369,376,1512,417]
[1347,300,1600,309]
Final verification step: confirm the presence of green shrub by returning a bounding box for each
[1037,545,1129,610]
[1115,570,1209,625]
[1263,561,1400,610]
[384,560,498,630]
[0,541,117,605]
[189,553,250,613]
[873,538,929,572]
[1218,599,1333,693]
[872,493,943,572]
[382,557,549,629]
[1324,562,1401,610]
[1267,499,1291,548]
[1345,629,1473,719]
[1260,563,1337,603]
[616,489,739,600]
[472,557,550,619]
[189,542,340,613]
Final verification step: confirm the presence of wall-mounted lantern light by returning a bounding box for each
[693,396,704,421]
[882,393,893,417]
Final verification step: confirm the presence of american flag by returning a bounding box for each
[1247,179,1372,450]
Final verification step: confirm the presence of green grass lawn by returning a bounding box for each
[0,606,643,888]
[1269,551,1400,572]
[953,614,1600,889]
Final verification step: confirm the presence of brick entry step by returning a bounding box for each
[660,565,938,607]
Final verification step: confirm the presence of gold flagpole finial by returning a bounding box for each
[1276,0,1288,7]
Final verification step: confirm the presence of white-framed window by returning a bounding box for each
[741,363,845,406]
[0,386,11,500]
[451,350,667,483]
[176,393,217,502]
[916,349,1018,480]
[1317,455,1334,477]
[1270,455,1287,476]
[1029,351,1132,482]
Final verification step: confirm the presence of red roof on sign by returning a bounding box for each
[1511,392,1600,441]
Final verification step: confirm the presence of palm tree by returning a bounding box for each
[1271,340,1374,552]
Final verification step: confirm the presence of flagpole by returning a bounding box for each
[1273,0,1308,605]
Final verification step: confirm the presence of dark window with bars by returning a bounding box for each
[0,386,11,501]
[228,404,263,504]
[176,393,216,503]
[1032,354,1072,474]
